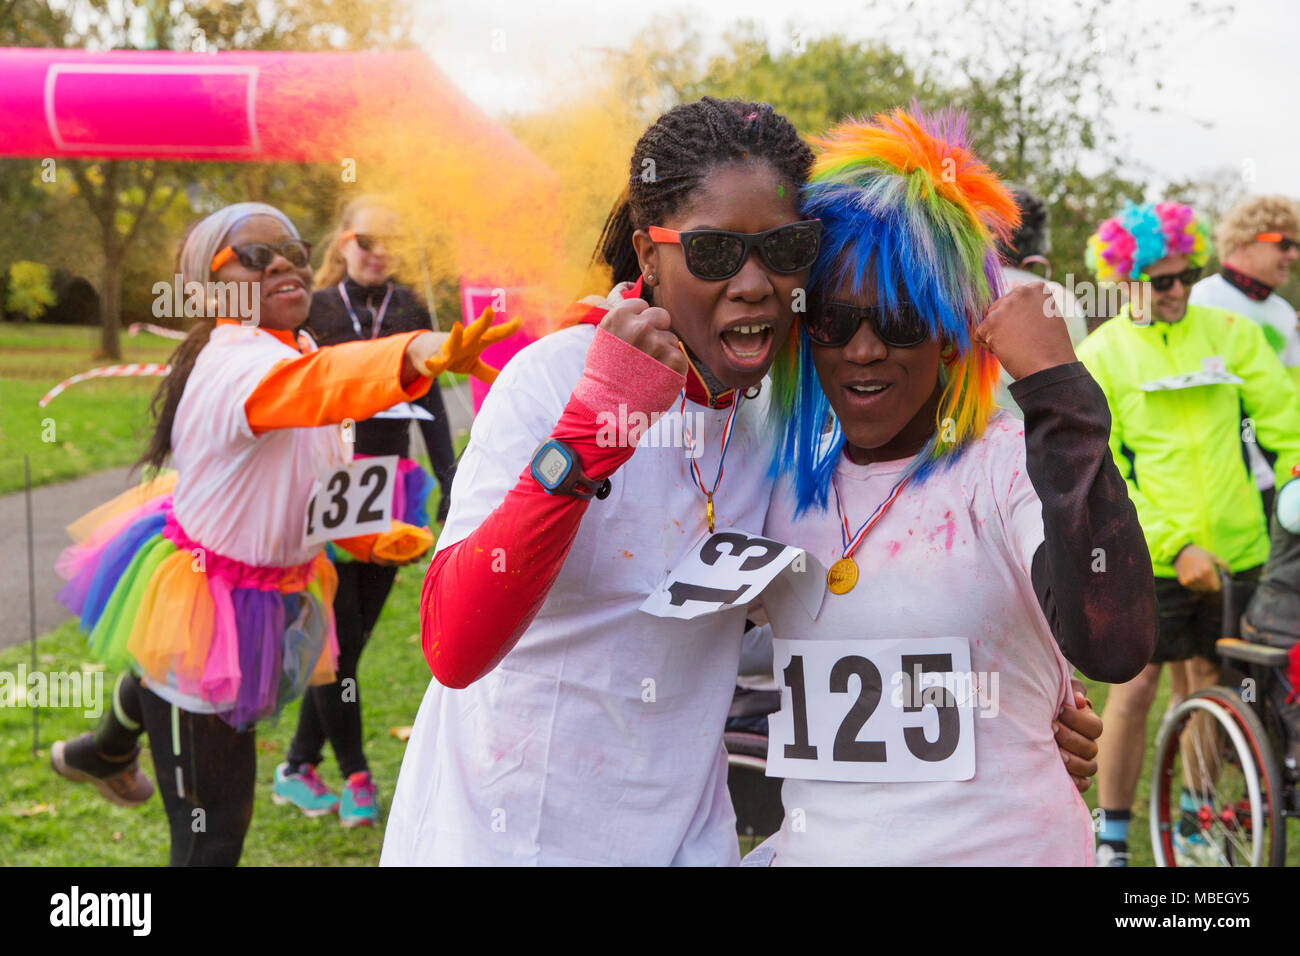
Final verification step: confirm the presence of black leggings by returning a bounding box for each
[286,561,397,776]
[135,679,257,867]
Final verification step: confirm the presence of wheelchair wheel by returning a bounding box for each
[1150,687,1285,866]
[725,731,784,849]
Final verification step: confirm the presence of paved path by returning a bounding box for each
[0,383,474,651]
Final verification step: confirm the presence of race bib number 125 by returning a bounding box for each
[303,455,397,547]
[766,637,976,783]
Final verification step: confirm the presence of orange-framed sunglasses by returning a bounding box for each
[210,239,312,273]
[1256,233,1299,253]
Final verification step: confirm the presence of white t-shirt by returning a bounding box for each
[759,414,1094,866]
[1190,274,1300,490]
[171,324,349,568]
[381,323,777,865]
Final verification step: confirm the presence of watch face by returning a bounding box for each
[537,447,568,487]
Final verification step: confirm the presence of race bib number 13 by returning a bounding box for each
[638,528,825,621]
[766,637,976,783]
[303,455,397,548]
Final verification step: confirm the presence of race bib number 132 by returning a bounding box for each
[303,455,397,548]
[766,637,976,783]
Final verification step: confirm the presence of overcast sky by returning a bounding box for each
[411,0,1296,197]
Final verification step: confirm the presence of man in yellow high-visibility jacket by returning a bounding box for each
[1077,200,1300,866]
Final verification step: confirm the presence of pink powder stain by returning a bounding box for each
[886,540,901,557]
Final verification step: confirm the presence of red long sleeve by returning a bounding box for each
[420,325,686,688]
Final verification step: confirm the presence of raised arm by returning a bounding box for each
[422,300,686,688]
[243,330,442,434]
[979,283,1156,683]
[1010,363,1157,682]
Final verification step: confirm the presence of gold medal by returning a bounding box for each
[706,493,716,533]
[827,556,859,595]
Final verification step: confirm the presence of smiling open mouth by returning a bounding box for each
[720,323,773,362]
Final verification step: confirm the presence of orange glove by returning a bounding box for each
[334,521,434,565]
[423,306,523,385]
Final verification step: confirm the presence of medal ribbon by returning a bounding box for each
[831,470,911,559]
[338,280,394,340]
[680,390,743,530]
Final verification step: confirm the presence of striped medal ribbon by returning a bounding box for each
[679,391,743,533]
[827,470,911,595]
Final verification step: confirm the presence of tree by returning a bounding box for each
[684,22,940,138]
[870,0,1232,286]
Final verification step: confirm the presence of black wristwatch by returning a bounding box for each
[530,440,612,500]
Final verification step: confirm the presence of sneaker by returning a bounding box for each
[1095,843,1129,867]
[272,762,339,817]
[339,771,379,828]
[51,733,154,808]
[1173,830,1224,867]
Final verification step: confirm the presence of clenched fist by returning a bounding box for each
[600,298,688,376]
[974,281,1077,381]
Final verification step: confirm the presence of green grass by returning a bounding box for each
[0,325,174,495]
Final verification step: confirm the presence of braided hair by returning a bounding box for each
[595,97,814,286]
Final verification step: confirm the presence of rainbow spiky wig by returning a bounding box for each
[1085,200,1211,282]
[769,108,1018,514]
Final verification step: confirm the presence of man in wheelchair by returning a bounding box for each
[1240,470,1300,776]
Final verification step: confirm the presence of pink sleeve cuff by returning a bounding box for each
[571,326,686,423]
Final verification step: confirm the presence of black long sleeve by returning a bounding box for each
[1008,362,1156,683]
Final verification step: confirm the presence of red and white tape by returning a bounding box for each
[38,363,171,407]
[128,322,188,340]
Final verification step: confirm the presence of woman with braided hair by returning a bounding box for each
[382,98,1106,866]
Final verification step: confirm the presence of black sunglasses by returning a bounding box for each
[211,239,312,272]
[647,220,822,281]
[803,299,930,349]
[1139,266,1202,292]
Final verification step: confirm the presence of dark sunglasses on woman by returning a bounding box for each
[802,298,930,349]
[210,239,313,273]
[1139,266,1202,292]
[647,220,821,281]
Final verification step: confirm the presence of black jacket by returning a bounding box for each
[302,277,457,516]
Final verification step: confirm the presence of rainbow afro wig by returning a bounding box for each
[1086,200,1211,282]
[769,107,1019,514]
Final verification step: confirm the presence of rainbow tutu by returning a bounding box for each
[56,475,339,729]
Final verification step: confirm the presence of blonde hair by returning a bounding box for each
[1215,194,1300,259]
[314,194,410,288]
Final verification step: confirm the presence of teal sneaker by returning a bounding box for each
[339,771,379,828]
[272,763,339,817]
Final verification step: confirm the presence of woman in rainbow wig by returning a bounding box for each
[751,108,1156,865]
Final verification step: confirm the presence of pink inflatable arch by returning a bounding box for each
[0,47,549,175]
